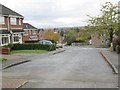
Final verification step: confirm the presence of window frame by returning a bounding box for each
[19,19,22,25]
[10,17,17,25]
[2,35,9,45]
[13,34,19,43]
[0,16,5,24]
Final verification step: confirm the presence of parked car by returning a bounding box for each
[39,40,53,45]
[56,43,63,48]
[89,39,92,45]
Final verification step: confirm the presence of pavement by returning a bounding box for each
[1,48,66,89]
[2,79,28,89]
[2,48,65,69]
[2,46,118,88]
[100,49,119,74]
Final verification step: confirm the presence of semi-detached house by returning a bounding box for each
[0,4,24,46]
[23,23,38,43]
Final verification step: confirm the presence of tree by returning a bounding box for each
[43,30,60,43]
[60,30,64,37]
[64,29,78,45]
[87,2,118,45]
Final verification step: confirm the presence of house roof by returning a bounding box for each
[0,4,23,18]
[23,23,37,30]
[0,30,10,34]
[11,29,24,33]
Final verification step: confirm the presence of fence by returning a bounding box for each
[72,43,89,46]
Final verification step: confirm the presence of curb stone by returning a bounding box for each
[100,51,118,74]
[53,49,66,55]
[2,79,28,89]
[15,81,28,89]
[2,60,31,70]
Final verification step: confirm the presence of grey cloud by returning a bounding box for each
[1,0,118,28]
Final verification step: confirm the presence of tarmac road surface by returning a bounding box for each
[2,46,118,88]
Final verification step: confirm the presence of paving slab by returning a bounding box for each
[2,54,31,69]
[2,79,28,89]
[100,49,118,70]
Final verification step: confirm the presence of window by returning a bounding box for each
[2,37,9,44]
[24,30,28,35]
[29,30,32,35]
[14,36,19,42]
[19,19,22,25]
[0,16,5,24]
[32,30,36,35]
[10,17,17,25]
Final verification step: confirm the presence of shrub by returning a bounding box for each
[11,44,56,51]
[116,45,120,54]
[0,57,7,61]
[113,36,120,51]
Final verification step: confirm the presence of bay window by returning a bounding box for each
[2,35,9,45]
[14,36,19,42]
[13,34,19,42]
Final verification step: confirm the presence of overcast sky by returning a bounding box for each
[0,0,118,28]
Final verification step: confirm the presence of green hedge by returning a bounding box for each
[11,44,56,51]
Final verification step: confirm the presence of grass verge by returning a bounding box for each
[0,57,7,61]
[11,50,48,54]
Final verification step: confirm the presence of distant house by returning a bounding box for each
[91,34,107,47]
[38,29,45,40]
[23,23,39,43]
[0,4,24,46]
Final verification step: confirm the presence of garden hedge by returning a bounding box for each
[11,44,56,51]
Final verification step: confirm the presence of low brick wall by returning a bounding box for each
[0,48,10,55]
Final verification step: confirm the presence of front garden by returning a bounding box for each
[11,50,48,54]
[1,43,56,54]
[0,57,7,61]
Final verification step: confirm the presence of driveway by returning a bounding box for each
[2,46,118,88]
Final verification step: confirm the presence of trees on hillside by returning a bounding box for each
[43,30,60,43]
[64,28,91,45]
[64,29,78,45]
[87,2,119,45]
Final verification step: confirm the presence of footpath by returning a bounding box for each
[1,48,65,89]
[100,49,119,74]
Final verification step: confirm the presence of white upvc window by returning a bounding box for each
[0,16,5,24]
[10,17,17,25]
[14,36,19,42]
[1,35,10,45]
[13,34,19,43]
[29,30,32,35]
[32,30,36,35]
[19,19,22,25]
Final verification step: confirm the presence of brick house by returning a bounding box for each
[91,34,107,47]
[23,23,39,43]
[0,4,24,46]
[38,29,45,40]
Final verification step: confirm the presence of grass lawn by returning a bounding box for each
[11,50,48,54]
[0,57,7,61]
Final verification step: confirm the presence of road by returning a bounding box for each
[2,46,118,88]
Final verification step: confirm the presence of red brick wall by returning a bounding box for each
[9,18,23,29]
[1,17,8,28]
[91,35,101,47]
[0,16,23,29]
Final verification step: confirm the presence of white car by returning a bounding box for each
[89,39,92,45]
[56,43,63,48]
